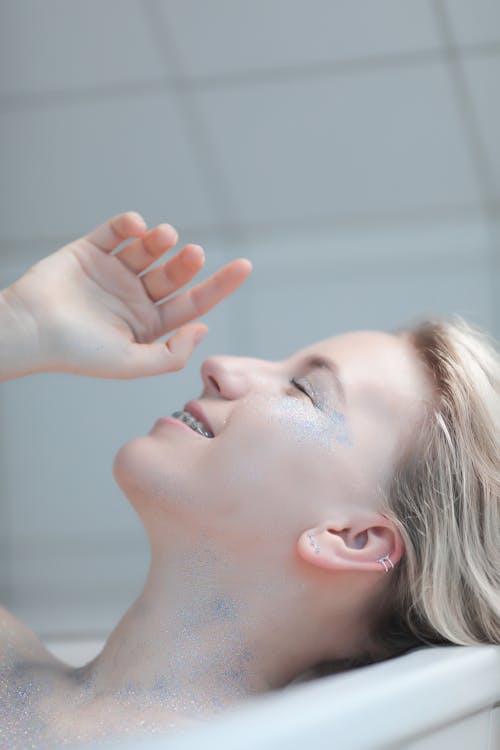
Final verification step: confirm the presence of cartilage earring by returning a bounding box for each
[377,553,394,573]
[307,531,321,554]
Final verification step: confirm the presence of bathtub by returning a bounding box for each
[45,638,500,749]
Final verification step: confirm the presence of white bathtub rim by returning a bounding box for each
[62,644,500,750]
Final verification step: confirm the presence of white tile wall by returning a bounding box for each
[0,0,166,97]
[443,0,500,47]
[234,215,492,267]
[5,536,149,635]
[461,56,500,200]
[0,93,219,241]
[195,63,483,227]
[247,254,494,361]
[157,0,441,78]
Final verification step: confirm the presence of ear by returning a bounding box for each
[296,513,404,574]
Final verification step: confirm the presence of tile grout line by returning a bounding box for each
[0,204,495,251]
[1,43,500,115]
[432,0,500,338]
[141,0,253,355]
[140,0,241,236]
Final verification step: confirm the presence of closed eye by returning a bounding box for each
[289,376,315,404]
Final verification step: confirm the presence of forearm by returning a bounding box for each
[0,286,43,381]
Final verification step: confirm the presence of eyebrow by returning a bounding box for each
[299,354,346,406]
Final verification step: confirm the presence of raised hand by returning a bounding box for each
[3,211,252,379]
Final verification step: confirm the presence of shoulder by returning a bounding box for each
[0,606,72,748]
[0,603,57,665]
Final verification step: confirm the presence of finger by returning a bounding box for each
[141,244,205,302]
[156,259,253,333]
[121,323,208,378]
[115,223,179,274]
[83,211,148,253]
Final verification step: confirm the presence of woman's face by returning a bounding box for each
[113,330,432,547]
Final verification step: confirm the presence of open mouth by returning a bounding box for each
[171,410,214,438]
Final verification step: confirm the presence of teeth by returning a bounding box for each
[171,410,214,438]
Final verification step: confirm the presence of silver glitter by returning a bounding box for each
[255,393,352,451]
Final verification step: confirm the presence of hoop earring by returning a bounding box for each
[377,554,394,573]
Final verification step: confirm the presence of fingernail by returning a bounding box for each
[195,245,205,261]
[168,224,179,241]
[129,211,146,225]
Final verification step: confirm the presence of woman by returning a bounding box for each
[1,212,499,748]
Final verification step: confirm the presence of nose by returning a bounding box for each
[200,356,278,400]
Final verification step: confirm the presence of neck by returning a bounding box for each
[72,523,364,724]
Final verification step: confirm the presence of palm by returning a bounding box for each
[9,212,252,379]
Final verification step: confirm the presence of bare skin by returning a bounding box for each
[0,213,435,747]
[0,210,252,381]
[0,613,202,746]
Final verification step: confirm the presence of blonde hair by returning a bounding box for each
[374,314,500,654]
[295,314,500,682]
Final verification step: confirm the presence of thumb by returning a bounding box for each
[124,324,208,378]
[166,323,208,362]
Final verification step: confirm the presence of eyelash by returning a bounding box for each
[289,376,315,404]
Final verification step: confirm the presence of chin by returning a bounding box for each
[112,435,157,506]
[112,435,198,519]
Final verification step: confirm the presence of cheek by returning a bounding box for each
[200,430,282,511]
[200,410,332,524]
[260,394,346,451]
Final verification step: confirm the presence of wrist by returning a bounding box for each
[0,285,44,381]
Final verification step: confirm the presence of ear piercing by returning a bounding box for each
[377,553,395,573]
[307,532,395,573]
[307,531,321,554]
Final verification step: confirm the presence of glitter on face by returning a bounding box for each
[255,393,352,451]
[208,596,238,622]
[330,409,352,446]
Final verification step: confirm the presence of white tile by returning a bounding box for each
[196,63,482,225]
[0,0,166,97]
[211,216,494,353]
[248,262,494,361]
[491,220,500,340]
[160,0,441,78]
[7,534,149,634]
[0,93,218,240]
[234,215,491,267]
[443,0,500,46]
[461,55,500,199]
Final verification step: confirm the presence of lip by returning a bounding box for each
[183,400,215,437]
[154,416,194,434]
